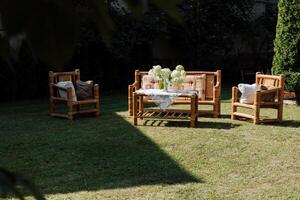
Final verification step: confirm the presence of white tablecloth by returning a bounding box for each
[136,89,197,110]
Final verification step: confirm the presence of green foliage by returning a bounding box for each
[178,0,255,67]
[272,0,300,90]
[283,71,300,91]
[0,0,80,67]
[0,0,183,67]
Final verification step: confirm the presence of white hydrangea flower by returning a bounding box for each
[176,65,184,71]
[171,70,181,78]
[153,65,162,77]
[161,68,171,80]
[148,69,154,76]
[181,70,186,78]
[171,77,182,85]
[170,65,186,86]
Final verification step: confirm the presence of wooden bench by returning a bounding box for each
[128,70,221,117]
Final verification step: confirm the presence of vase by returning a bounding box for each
[159,79,169,91]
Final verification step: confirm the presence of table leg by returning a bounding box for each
[139,95,144,119]
[133,93,138,126]
[195,97,198,123]
[190,95,196,128]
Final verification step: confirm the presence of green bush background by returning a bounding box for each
[272,0,300,90]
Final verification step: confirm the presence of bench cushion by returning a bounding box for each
[56,81,77,101]
[259,84,277,102]
[238,83,257,104]
[76,80,93,100]
[142,74,207,100]
[194,74,206,100]
[141,75,160,89]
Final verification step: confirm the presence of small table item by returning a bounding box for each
[133,89,198,127]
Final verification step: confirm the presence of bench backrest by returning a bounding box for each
[134,70,221,100]
[255,72,285,89]
[49,69,80,84]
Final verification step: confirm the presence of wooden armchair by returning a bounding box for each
[231,72,285,124]
[49,69,100,120]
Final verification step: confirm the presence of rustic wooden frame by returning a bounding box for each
[231,72,285,124]
[49,69,100,120]
[128,70,221,117]
[133,91,198,127]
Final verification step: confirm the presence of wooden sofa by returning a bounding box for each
[128,70,221,117]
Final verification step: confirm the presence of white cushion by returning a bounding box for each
[56,81,77,101]
[238,83,257,104]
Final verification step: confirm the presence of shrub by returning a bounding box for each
[283,71,300,91]
[272,0,300,90]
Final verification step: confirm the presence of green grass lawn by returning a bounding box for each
[0,91,299,200]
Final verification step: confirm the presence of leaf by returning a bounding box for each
[0,0,80,67]
[122,0,145,16]
[0,36,15,74]
[152,0,184,24]
[87,0,115,45]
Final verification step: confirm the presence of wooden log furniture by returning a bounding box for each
[49,69,100,120]
[133,90,198,127]
[128,70,221,117]
[231,72,285,124]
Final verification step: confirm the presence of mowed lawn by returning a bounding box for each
[0,91,299,200]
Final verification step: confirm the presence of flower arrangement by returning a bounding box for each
[148,65,186,90]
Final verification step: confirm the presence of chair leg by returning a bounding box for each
[67,101,74,120]
[96,101,100,116]
[128,86,133,116]
[218,101,221,118]
[128,97,133,116]
[213,102,220,118]
[231,105,237,120]
[253,106,260,124]
[50,100,55,116]
[277,105,283,123]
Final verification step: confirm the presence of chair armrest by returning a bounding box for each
[129,81,139,90]
[213,82,221,100]
[93,84,99,99]
[254,90,261,105]
[260,88,280,95]
[51,83,67,91]
[50,83,65,99]
[259,88,281,103]
[86,80,93,85]
[232,86,239,103]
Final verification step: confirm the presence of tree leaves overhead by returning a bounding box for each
[0,36,15,76]
[0,0,183,66]
[123,0,145,16]
[86,0,115,45]
[152,0,183,24]
[0,0,79,67]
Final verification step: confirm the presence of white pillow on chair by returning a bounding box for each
[56,81,77,101]
[238,83,257,104]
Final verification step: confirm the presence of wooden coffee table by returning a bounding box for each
[132,90,198,127]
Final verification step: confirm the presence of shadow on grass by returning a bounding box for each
[220,114,231,119]
[142,120,240,129]
[266,120,300,128]
[0,100,201,195]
